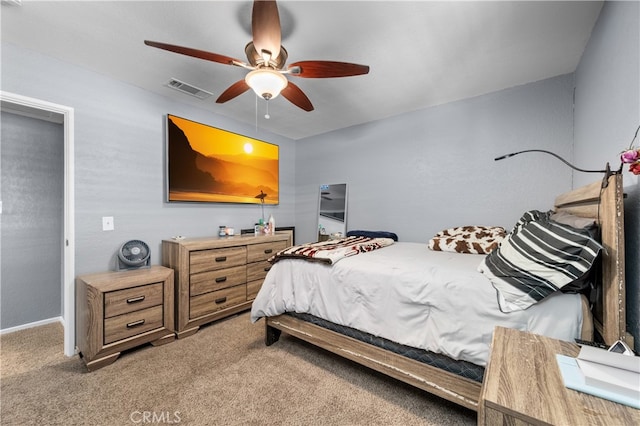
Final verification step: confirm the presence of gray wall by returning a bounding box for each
[573,1,640,351]
[295,74,575,244]
[2,1,638,351]
[1,42,297,280]
[1,112,64,328]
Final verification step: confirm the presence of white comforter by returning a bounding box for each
[250,242,583,366]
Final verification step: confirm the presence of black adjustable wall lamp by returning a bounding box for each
[494,149,618,188]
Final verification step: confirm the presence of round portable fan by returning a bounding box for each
[117,240,151,270]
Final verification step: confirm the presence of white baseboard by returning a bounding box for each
[0,316,63,335]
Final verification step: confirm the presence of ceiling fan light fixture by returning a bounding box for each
[245,69,288,100]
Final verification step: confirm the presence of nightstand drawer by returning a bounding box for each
[247,260,272,282]
[189,285,247,318]
[104,282,163,318]
[190,265,246,296]
[247,241,288,263]
[104,305,164,344]
[190,246,247,274]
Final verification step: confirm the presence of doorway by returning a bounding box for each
[0,91,75,356]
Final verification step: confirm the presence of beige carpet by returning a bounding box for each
[0,313,476,425]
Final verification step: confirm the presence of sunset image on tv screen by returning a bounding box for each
[167,114,279,204]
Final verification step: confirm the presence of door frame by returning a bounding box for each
[1,91,76,356]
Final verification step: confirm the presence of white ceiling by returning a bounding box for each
[1,1,603,140]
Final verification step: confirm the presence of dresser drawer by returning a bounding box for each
[247,260,272,282]
[247,241,288,263]
[190,246,247,274]
[103,305,164,344]
[104,282,163,319]
[190,265,246,296]
[247,279,263,300]
[189,285,247,319]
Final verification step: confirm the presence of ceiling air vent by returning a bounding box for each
[166,78,212,100]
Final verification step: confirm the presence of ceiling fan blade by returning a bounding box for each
[144,40,245,67]
[280,81,314,112]
[252,0,281,62]
[216,80,251,104]
[288,61,370,78]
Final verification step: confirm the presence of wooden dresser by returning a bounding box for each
[479,326,640,425]
[162,232,291,338]
[76,265,175,371]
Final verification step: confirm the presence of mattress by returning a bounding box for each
[251,242,583,366]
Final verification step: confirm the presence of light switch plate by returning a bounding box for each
[102,216,114,231]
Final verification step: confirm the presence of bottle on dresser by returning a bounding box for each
[268,214,276,235]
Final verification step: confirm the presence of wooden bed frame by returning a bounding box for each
[263,174,630,411]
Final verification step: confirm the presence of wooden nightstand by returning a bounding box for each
[479,326,640,425]
[76,265,175,371]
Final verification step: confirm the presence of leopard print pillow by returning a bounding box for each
[428,225,507,254]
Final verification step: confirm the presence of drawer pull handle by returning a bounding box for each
[215,276,227,283]
[126,296,145,304]
[264,249,273,254]
[126,319,145,328]
[215,297,227,304]
[215,256,227,262]
[264,267,271,272]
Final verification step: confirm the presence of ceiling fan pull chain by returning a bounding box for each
[265,100,271,120]
[255,94,258,131]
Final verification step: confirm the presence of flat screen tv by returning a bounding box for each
[166,114,279,204]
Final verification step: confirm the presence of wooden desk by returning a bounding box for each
[479,326,640,425]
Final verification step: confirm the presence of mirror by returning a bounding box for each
[317,183,348,241]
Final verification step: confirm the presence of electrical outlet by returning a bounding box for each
[102,216,114,231]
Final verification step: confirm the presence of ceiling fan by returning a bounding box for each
[144,0,369,112]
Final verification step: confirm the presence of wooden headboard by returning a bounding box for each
[554,173,631,347]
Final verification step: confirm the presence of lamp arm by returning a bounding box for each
[494,149,608,173]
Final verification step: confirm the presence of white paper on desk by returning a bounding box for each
[578,345,640,373]
[575,346,640,402]
[556,355,640,409]
[576,358,640,400]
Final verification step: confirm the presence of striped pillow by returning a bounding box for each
[478,210,602,312]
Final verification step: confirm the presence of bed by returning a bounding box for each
[250,174,630,411]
